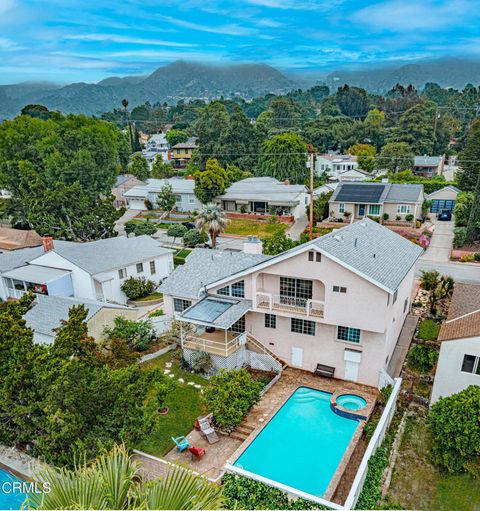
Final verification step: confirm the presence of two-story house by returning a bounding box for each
[160,219,423,387]
[142,133,171,165]
[171,137,198,168]
[316,154,359,179]
[0,235,173,305]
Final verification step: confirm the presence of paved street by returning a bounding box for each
[416,259,480,284]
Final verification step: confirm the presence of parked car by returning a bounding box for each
[437,209,452,221]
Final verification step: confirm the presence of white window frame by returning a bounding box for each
[149,260,156,275]
[118,268,127,279]
[397,204,411,214]
[461,354,480,375]
[136,263,144,274]
[368,204,381,216]
[339,203,345,214]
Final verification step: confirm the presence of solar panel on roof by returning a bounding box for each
[182,298,233,323]
[335,184,385,204]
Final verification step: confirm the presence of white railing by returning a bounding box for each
[343,377,402,510]
[182,331,246,356]
[255,292,325,317]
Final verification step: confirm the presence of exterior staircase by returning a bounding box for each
[246,332,289,370]
[230,420,256,441]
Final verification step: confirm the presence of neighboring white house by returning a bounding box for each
[216,177,309,220]
[124,178,202,212]
[313,182,338,198]
[142,133,170,165]
[431,283,480,404]
[0,235,173,305]
[24,294,138,344]
[337,168,371,182]
[316,154,359,179]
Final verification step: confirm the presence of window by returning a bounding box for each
[368,204,381,216]
[333,286,347,293]
[291,318,316,336]
[280,277,312,306]
[339,203,345,214]
[403,298,408,313]
[173,298,192,313]
[174,194,181,203]
[229,315,245,333]
[337,326,361,343]
[136,263,144,274]
[216,280,245,298]
[150,261,156,274]
[189,198,195,204]
[118,268,127,279]
[231,281,245,298]
[265,314,276,329]
[308,251,321,262]
[308,251,314,261]
[461,354,480,375]
[393,290,398,304]
[397,204,411,214]
[316,252,321,262]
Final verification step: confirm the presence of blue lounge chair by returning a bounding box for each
[172,436,190,452]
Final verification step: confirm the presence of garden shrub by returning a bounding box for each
[125,220,157,236]
[407,344,438,373]
[190,350,213,375]
[355,445,389,509]
[428,385,480,476]
[203,368,263,432]
[453,227,467,248]
[460,254,475,262]
[417,319,440,341]
[222,474,322,510]
[382,213,389,221]
[104,317,156,351]
[405,214,414,221]
[475,253,480,261]
[183,228,205,247]
[121,276,155,300]
[167,224,188,238]
[149,309,164,317]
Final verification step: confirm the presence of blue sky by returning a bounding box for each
[1,0,480,84]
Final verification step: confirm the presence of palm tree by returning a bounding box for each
[24,444,224,510]
[420,270,454,314]
[195,203,228,248]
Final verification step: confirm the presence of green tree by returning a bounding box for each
[428,386,480,476]
[312,191,333,222]
[302,115,353,153]
[151,157,175,179]
[377,142,414,173]
[183,228,206,247]
[419,270,454,314]
[336,85,370,118]
[454,192,474,227]
[195,202,227,248]
[20,104,54,120]
[25,444,224,510]
[0,114,126,240]
[166,129,188,147]
[203,369,263,432]
[257,132,307,184]
[261,231,299,255]
[129,153,150,182]
[348,143,376,172]
[156,183,176,212]
[193,159,232,204]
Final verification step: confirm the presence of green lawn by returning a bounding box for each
[137,350,207,457]
[135,291,163,302]
[224,219,287,237]
[384,411,480,511]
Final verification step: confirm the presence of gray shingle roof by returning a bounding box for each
[218,177,306,204]
[414,156,442,167]
[331,182,423,204]
[24,295,127,339]
[180,296,251,328]
[0,246,45,272]
[159,248,270,299]
[124,178,195,198]
[31,236,171,275]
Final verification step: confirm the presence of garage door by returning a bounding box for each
[431,199,456,213]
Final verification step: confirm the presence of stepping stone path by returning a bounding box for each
[194,384,202,389]
[187,381,195,386]
[164,369,170,374]
[165,363,172,368]
[178,378,184,383]
[168,374,175,378]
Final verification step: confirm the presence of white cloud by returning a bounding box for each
[157,15,256,36]
[0,37,25,50]
[63,34,197,47]
[0,0,15,16]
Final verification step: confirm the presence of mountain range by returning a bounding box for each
[0,61,294,119]
[1,58,480,120]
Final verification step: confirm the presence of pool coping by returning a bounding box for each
[226,384,373,502]
[0,462,28,481]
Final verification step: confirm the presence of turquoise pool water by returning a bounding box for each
[0,469,26,509]
[336,394,367,411]
[234,386,359,497]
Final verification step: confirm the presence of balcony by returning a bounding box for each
[255,293,325,318]
[182,330,247,357]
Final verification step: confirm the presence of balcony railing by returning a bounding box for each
[255,292,324,318]
[182,331,247,357]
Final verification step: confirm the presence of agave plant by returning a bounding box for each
[195,203,228,248]
[23,444,223,510]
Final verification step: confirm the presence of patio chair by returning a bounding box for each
[197,414,219,444]
[171,436,190,452]
[189,446,206,461]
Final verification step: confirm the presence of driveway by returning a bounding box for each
[287,215,309,241]
[421,218,454,262]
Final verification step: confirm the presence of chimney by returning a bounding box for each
[284,179,290,186]
[243,236,263,255]
[42,236,54,252]
[186,174,194,180]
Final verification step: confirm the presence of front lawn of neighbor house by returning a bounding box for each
[136,350,207,457]
[224,219,287,237]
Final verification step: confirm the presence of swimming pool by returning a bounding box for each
[0,468,27,509]
[234,386,359,497]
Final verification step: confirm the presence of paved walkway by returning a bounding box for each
[421,219,454,262]
[287,215,309,241]
[387,314,419,378]
[114,209,138,236]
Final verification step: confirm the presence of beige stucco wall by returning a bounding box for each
[329,201,422,220]
[427,187,459,201]
[431,336,480,404]
[87,307,138,340]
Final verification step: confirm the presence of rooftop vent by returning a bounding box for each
[334,234,343,242]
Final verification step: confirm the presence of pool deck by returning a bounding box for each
[226,367,378,501]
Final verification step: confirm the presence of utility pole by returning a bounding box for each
[309,152,315,241]
[432,108,439,155]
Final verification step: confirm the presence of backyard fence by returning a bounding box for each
[343,377,402,510]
